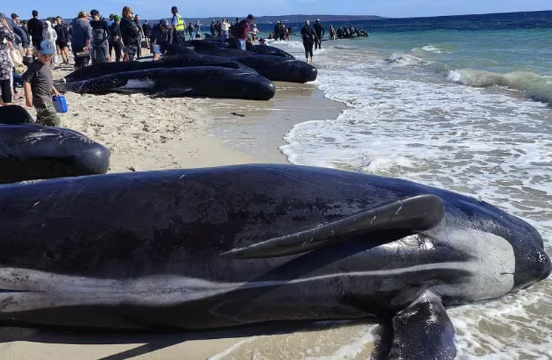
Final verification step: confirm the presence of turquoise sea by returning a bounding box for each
[263,10,551,360]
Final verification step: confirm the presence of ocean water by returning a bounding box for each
[264,10,552,360]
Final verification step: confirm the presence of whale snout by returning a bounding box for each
[514,248,552,289]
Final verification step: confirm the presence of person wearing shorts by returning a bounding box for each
[54,16,70,65]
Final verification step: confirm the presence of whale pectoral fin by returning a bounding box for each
[386,291,456,360]
[220,194,444,259]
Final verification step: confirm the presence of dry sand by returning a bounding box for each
[13,65,259,173]
[0,62,364,360]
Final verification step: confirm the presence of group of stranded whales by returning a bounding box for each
[57,41,316,100]
[0,104,550,360]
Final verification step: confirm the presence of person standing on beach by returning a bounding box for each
[8,13,29,50]
[70,11,92,69]
[220,18,230,41]
[54,17,70,65]
[27,10,43,52]
[42,20,57,65]
[142,19,152,50]
[120,6,140,61]
[171,6,186,44]
[234,14,255,50]
[301,20,315,63]
[0,16,15,105]
[109,15,123,62]
[89,10,110,64]
[194,20,202,39]
[22,40,61,126]
[313,19,324,49]
[186,22,193,41]
[133,14,144,58]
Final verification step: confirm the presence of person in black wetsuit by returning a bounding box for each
[313,18,324,49]
[109,15,123,62]
[300,20,315,63]
[89,10,110,64]
[273,21,280,40]
[120,6,141,61]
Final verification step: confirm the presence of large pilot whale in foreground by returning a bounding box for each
[0,164,549,360]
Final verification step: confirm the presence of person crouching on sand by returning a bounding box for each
[22,40,62,127]
[151,19,173,60]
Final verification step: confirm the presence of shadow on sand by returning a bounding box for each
[0,320,392,360]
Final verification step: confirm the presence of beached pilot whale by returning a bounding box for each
[0,105,110,184]
[58,66,275,100]
[0,164,549,359]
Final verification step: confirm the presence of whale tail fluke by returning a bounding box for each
[220,194,445,259]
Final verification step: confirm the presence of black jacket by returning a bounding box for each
[142,23,152,37]
[109,22,122,40]
[27,17,43,43]
[120,17,140,46]
[55,23,69,43]
[301,25,315,42]
[313,22,325,36]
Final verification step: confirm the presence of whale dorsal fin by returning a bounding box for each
[220,194,444,259]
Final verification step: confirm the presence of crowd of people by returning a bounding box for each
[0,8,261,124]
[0,7,365,121]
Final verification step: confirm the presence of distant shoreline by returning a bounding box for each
[52,9,551,24]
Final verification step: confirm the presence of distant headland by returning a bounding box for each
[196,14,385,24]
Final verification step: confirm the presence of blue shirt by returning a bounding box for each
[171,15,178,27]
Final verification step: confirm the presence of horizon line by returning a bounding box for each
[41,8,551,21]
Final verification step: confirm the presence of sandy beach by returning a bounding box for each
[1,63,350,360]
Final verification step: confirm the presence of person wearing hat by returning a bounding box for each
[150,19,173,60]
[21,40,62,126]
[109,15,123,62]
[234,14,255,50]
[313,18,325,50]
[170,6,186,44]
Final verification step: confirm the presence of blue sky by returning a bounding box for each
[5,0,550,19]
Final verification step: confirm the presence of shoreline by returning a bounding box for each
[206,82,347,164]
